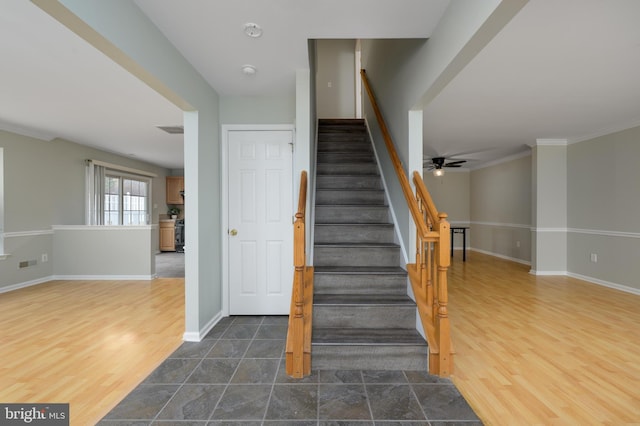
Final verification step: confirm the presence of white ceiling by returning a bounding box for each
[1,0,640,170]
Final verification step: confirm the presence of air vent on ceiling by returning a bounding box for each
[157,125,184,134]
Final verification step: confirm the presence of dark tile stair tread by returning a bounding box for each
[314,266,407,274]
[314,294,415,306]
[312,328,426,345]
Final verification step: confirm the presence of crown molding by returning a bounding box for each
[0,121,56,141]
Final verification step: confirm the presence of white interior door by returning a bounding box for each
[228,129,294,314]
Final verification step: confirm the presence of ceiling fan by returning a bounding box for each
[424,156,467,176]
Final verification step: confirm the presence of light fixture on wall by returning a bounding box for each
[433,167,445,177]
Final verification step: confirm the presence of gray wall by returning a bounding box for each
[470,154,532,263]
[567,125,640,292]
[424,171,470,224]
[220,96,295,124]
[0,129,169,291]
[316,39,356,119]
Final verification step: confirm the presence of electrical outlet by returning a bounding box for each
[327,81,332,88]
[516,241,521,248]
[42,253,48,263]
[590,253,598,263]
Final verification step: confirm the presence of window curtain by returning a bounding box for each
[85,160,105,225]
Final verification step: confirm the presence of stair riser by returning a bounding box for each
[313,305,415,329]
[318,142,370,152]
[311,345,428,371]
[316,176,382,190]
[317,153,374,163]
[314,273,407,295]
[314,225,394,244]
[316,163,379,175]
[314,246,400,267]
[316,190,385,205]
[315,206,390,224]
[319,118,365,126]
[318,133,367,142]
[318,126,366,133]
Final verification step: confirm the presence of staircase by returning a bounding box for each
[312,118,428,370]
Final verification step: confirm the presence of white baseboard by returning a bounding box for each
[183,311,225,342]
[529,270,567,276]
[470,247,531,265]
[0,276,54,294]
[0,273,155,294]
[567,272,640,296]
[52,274,155,280]
[472,249,639,296]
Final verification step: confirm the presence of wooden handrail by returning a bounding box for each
[361,69,453,376]
[360,70,431,240]
[285,171,313,378]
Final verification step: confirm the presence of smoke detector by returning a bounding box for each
[243,23,262,38]
[242,64,257,75]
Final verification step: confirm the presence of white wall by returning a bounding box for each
[316,39,356,119]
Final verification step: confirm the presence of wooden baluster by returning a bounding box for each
[424,241,431,311]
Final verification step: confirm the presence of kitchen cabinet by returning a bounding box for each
[166,176,184,205]
[159,220,176,251]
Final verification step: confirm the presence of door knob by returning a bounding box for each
[229,229,238,236]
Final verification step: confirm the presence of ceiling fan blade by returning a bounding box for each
[445,160,467,167]
[444,164,463,168]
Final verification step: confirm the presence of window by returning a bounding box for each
[86,160,154,226]
[104,174,149,225]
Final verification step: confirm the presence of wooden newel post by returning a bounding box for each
[289,213,305,378]
[436,212,452,375]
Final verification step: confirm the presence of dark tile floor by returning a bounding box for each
[99,316,482,425]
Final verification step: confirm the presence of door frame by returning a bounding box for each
[221,124,296,316]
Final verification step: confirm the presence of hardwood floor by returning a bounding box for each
[2,253,638,425]
[448,251,640,425]
[0,278,184,425]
